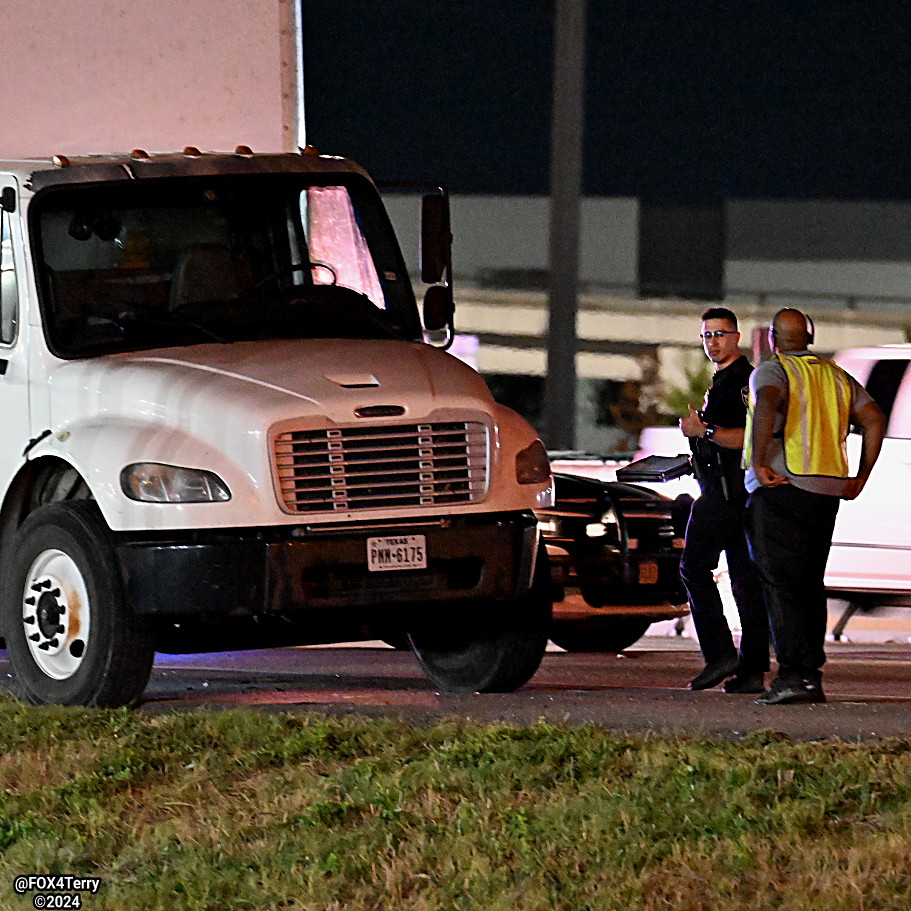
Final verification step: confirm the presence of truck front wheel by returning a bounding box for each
[1,502,155,708]
[407,546,551,694]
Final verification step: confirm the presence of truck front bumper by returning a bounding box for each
[116,511,539,618]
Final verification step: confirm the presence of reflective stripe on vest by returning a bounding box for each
[742,388,757,470]
[746,354,852,478]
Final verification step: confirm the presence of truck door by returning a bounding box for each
[0,178,32,493]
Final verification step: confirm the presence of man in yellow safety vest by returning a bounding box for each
[745,308,885,705]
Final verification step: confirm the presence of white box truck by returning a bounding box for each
[0,148,554,706]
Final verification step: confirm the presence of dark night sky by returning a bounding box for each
[302,1,911,200]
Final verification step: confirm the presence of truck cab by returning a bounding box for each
[0,149,554,706]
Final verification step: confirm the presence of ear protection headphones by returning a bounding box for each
[769,310,815,345]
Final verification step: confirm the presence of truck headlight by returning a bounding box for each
[515,439,551,485]
[121,463,231,503]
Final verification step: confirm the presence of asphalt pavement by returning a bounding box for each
[135,636,911,741]
[2,608,910,741]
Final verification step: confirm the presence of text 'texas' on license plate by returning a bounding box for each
[368,535,427,572]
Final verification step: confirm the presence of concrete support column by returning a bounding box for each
[543,0,587,450]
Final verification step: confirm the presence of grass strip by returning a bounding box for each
[0,695,909,910]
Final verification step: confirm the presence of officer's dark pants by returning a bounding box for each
[745,485,840,685]
[680,494,770,673]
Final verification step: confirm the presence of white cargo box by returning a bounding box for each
[1,0,300,157]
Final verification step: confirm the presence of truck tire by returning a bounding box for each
[1,501,155,708]
[549,616,653,653]
[407,545,551,694]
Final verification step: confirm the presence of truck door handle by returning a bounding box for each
[0,359,7,375]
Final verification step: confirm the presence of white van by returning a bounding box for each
[829,344,911,605]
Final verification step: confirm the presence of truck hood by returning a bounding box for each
[39,338,546,533]
[49,338,495,427]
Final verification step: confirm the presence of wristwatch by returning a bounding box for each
[703,425,716,441]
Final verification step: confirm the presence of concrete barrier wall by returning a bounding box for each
[384,194,639,289]
[387,194,911,312]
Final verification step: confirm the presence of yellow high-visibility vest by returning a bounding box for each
[744,354,853,478]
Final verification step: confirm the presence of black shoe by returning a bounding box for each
[755,680,826,705]
[723,671,766,695]
[688,655,739,691]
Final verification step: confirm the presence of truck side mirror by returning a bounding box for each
[420,193,451,284]
[423,284,454,332]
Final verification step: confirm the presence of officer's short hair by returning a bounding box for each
[701,306,738,329]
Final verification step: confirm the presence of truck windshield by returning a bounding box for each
[31,174,420,358]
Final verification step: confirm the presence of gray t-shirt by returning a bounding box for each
[744,351,874,496]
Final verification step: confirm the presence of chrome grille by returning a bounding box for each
[274,422,489,513]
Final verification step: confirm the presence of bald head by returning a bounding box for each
[770,308,812,353]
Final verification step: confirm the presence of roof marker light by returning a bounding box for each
[130,149,151,161]
[183,146,203,157]
[235,145,254,157]
[302,145,320,156]
[52,155,70,168]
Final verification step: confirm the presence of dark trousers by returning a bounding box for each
[680,494,770,672]
[745,485,840,684]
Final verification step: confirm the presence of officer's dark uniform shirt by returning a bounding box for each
[690,355,753,503]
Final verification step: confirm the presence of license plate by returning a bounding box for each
[638,561,659,584]
[367,535,427,572]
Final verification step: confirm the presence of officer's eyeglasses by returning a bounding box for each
[699,330,737,340]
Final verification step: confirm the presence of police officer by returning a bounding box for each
[745,308,885,705]
[680,307,770,694]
